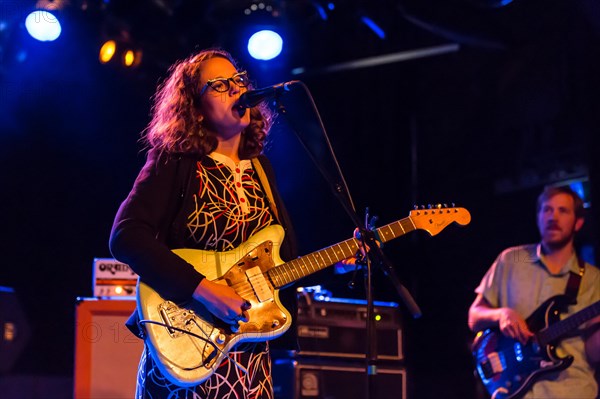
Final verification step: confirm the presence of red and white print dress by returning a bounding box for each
[136,152,277,399]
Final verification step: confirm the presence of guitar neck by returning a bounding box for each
[538,300,600,346]
[268,217,416,288]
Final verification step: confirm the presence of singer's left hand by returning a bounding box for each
[334,228,377,274]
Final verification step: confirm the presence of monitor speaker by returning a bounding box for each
[272,357,407,399]
[0,286,31,374]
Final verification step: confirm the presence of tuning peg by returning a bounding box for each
[443,203,448,208]
[427,204,432,209]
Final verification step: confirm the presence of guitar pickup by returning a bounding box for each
[478,359,495,379]
[246,266,273,303]
[478,352,506,379]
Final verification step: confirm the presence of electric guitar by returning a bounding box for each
[472,296,600,399]
[137,206,471,386]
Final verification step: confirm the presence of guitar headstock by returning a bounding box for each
[409,204,471,236]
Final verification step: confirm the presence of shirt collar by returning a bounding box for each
[535,243,579,276]
[208,152,251,171]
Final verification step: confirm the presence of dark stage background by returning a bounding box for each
[1,1,600,398]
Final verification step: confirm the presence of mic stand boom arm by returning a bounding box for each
[272,81,421,399]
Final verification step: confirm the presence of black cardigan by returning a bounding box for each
[110,148,298,302]
[109,149,299,347]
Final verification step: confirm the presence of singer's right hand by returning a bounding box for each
[192,279,250,329]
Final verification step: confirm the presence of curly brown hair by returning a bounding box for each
[142,48,274,159]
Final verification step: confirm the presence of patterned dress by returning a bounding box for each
[136,152,276,399]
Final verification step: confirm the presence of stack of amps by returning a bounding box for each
[73,258,142,399]
[272,287,406,399]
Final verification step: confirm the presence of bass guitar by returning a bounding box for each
[472,295,600,399]
[138,206,471,386]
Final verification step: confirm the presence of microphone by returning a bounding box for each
[236,80,300,109]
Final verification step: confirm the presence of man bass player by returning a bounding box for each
[469,186,600,399]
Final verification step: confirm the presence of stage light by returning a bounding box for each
[122,49,142,67]
[314,3,328,21]
[123,49,135,66]
[98,38,143,68]
[247,29,283,60]
[470,0,514,7]
[99,40,116,63]
[123,50,139,68]
[25,10,61,42]
[35,0,68,10]
[311,1,334,20]
[361,16,385,39]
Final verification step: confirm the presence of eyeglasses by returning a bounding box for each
[199,71,250,96]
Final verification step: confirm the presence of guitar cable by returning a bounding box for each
[139,319,249,375]
[186,318,249,376]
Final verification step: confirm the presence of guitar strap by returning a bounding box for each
[564,256,586,304]
[251,157,280,223]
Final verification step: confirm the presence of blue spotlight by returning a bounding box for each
[313,2,328,21]
[361,16,385,39]
[25,10,61,42]
[247,30,283,61]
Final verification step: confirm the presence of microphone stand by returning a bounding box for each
[270,82,422,399]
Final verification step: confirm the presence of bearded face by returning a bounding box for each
[537,193,584,250]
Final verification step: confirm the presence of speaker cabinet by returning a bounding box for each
[0,286,31,374]
[272,357,406,399]
[73,298,143,399]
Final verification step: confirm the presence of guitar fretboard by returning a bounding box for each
[267,217,416,288]
[538,300,600,346]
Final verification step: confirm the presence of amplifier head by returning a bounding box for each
[295,287,403,360]
[92,258,138,298]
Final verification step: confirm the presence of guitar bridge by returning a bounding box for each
[158,301,195,338]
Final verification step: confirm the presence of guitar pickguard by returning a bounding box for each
[220,240,289,335]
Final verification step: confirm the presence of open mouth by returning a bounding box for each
[233,103,246,117]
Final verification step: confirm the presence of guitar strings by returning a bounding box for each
[229,281,268,300]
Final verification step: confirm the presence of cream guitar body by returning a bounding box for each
[138,225,290,386]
